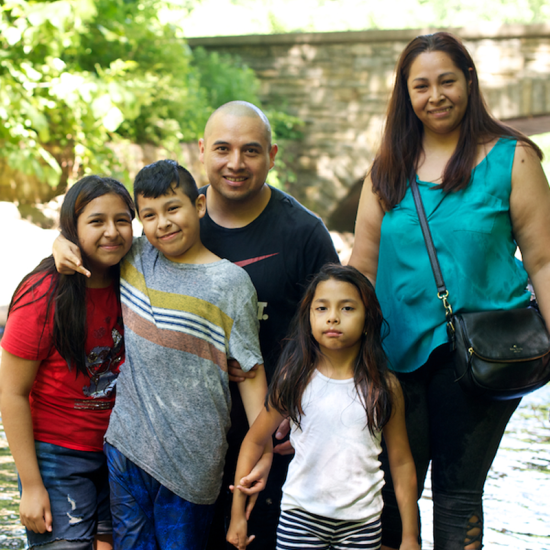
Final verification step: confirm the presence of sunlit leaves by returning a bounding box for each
[0,0,263,190]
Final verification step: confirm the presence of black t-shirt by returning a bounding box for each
[199,185,339,379]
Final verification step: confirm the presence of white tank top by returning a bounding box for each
[281,370,385,522]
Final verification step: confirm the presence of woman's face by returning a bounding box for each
[76,193,133,276]
[407,50,472,138]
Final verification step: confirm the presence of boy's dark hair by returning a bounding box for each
[133,160,198,210]
[9,175,134,377]
[268,263,394,435]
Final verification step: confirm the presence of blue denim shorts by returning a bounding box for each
[19,441,111,549]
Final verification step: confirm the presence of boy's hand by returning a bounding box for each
[273,418,295,455]
[20,484,52,534]
[228,361,258,383]
[227,515,255,550]
[53,235,90,277]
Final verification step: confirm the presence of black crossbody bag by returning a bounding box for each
[410,176,550,400]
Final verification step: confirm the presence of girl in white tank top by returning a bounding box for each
[228,264,420,550]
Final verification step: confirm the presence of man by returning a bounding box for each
[199,101,339,550]
[51,100,339,550]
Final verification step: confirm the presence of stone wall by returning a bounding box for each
[4,25,550,230]
[188,24,550,228]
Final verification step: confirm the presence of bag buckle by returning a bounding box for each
[438,290,456,349]
[438,290,454,321]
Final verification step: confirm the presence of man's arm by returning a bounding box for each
[307,218,340,262]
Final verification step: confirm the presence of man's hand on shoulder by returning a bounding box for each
[273,418,294,456]
[228,360,258,383]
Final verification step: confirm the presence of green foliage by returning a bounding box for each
[0,0,271,190]
[191,47,259,110]
[265,109,304,189]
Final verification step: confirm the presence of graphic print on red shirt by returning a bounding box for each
[1,275,124,451]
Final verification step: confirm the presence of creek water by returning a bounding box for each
[419,384,550,549]
[1,386,549,549]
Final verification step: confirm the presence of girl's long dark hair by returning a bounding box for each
[268,264,394,434]
[8,176,135,376]
[371,31,542,210]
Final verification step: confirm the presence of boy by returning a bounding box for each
[54,160,267,549]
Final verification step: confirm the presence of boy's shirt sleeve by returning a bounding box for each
[227,271,263,373]
[120,235,147,277]
[127,235,146,261]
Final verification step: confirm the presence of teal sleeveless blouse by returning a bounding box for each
[376,138,532,373]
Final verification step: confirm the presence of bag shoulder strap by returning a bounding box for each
[409,176,447,295]
[409,176,455,336]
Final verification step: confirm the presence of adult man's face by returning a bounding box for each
[199,112,278,204]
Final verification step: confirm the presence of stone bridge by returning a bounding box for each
[188,23,550,230]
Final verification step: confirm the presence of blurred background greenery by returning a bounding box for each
[2,0,550,197]
[0,0,303,192]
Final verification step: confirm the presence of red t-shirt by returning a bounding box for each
[1,275,124,452]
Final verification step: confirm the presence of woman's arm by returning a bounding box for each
[348,174,385,285]
[383,378,420,550]
[0,349,52,534]
[510,143,550,325]
[227,400,284,550]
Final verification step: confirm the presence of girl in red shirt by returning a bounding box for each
[0,176,134,550]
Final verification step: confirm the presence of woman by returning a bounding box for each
[349,32,550,550]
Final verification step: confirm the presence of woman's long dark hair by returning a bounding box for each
[268,264,394,434]
[8,176,135,376]
[371,31,542,210]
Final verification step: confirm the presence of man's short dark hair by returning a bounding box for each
[134,160,199,209]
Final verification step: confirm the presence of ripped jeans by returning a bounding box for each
[380,345,520,550]
[20,441,111,549]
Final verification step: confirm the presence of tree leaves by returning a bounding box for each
[0,0,264,191]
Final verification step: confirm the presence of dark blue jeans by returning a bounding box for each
[380,345,520,550]
[105,442,215,550]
